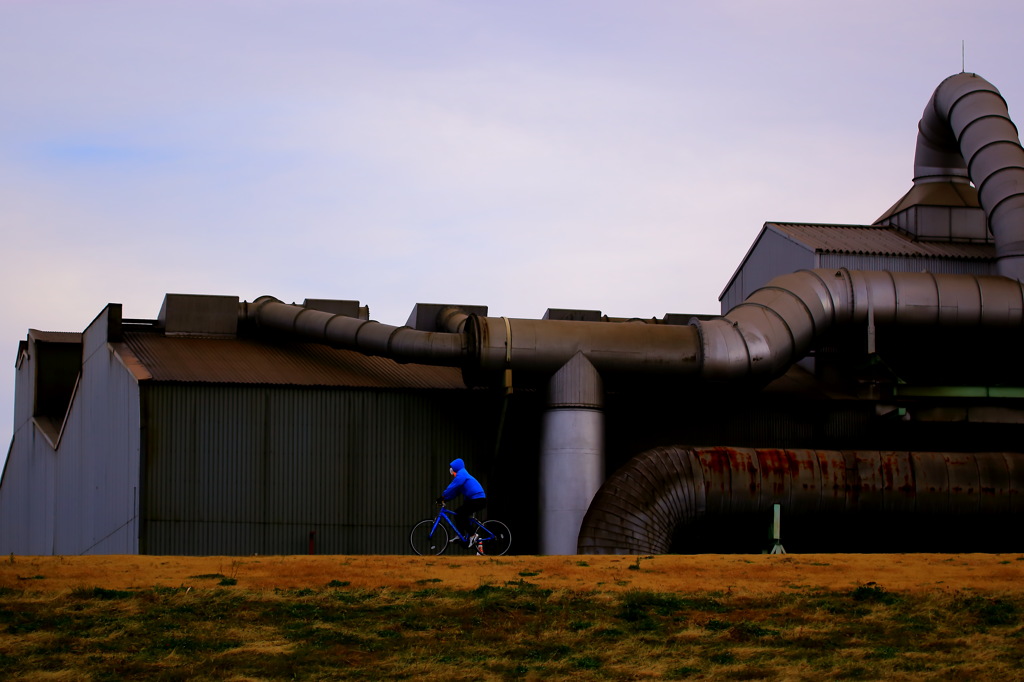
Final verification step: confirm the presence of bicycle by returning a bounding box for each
[409,502,512,556]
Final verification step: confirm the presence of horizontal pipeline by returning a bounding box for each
[578,446,1024,554]
[248,270,1024,385]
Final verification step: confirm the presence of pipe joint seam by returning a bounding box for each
[292,307,330,337]
[731,301,798,370]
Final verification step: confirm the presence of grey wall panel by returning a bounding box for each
[0,353,57,555]
[720,229,813,313]
[0,428,57,555]
[0,310,141,555]
[52,322,141,555]
[722,233,995,314]
[142,385,495,556]
[817,254,994,276]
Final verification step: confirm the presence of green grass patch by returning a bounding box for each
[1,581,1023,679]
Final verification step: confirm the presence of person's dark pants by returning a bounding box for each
[455,497,487,539]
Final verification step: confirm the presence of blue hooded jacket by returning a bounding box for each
[442,458,486,501]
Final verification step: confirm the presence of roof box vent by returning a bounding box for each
[158,294,240,337]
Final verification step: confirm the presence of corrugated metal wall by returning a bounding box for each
[141,384,499,555]
[0,353,53,554]
[0,306,141,555]
[720,228,996,313]
[816,253,994,276]
[720,229,812,312]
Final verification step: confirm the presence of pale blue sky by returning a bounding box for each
[2,1,1023,461]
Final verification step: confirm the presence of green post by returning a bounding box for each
[768,503,786,554]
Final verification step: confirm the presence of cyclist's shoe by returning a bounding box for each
[467,533,478,548]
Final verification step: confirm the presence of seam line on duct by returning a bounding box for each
[321,314,336,337]
[984,192,1024,235]
[954,112,1009,149]
[502,317,512,366]
[751,284,818,339]
[287,305,303,333]
[968,142,1022,191]
[385,326,403,357]
[352,319,377,349]
[804,269,838,325]
[732,302,797,369]
[884,271,897,322]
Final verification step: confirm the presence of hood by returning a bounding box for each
[449,458,465,472]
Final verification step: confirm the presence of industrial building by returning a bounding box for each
[2,72,1023,556]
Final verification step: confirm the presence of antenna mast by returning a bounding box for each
[962,40,965,73]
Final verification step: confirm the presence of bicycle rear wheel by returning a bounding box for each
[410,519,448,555]
[481,520,511,556]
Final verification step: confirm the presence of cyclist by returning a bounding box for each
[435,458,487,547]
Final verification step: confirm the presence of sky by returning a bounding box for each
[2,1,1023,461]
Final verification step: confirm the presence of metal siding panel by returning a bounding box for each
[144,384,492,555]
[0,332,141,555]
[818,253,995,276]
[51,334,138,554]
[0,428,57,555]
[721,229,814,314]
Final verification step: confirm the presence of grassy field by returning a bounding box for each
[1,553,1023,679]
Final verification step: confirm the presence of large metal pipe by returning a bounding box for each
[250,269,1024,387]
[578,445,1024,554]
[915,73,1024,281]
[538,352,604,555]
[464,269,1024,385]
[691,269,1024,382]
[246,296,466,365]
[467,316,701,381]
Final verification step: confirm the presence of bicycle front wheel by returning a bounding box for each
[481,520,511,556]
[410,519,448,555]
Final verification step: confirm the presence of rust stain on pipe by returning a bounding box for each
[579,446,1024,554]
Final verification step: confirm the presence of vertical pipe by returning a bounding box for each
[539,352,604,555]
[915,73,1024,281]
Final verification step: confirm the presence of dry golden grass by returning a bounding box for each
[2,553,1024,680]
[1,552,1022,594]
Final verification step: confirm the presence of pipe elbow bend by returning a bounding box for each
[691,317,784,382]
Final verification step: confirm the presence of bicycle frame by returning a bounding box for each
[430,505,495,544]
[410,503,511,556]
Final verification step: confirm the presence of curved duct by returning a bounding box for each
[246,295,467,365]
[915,73,1024,280]
[249,269,1024,386]
[578,446,1024,554]
[673,268,1024,383]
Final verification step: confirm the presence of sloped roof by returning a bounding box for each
[116,331,467,389]
[768,223,994,260]
[28,330,83,343]
[874,180,981,224]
